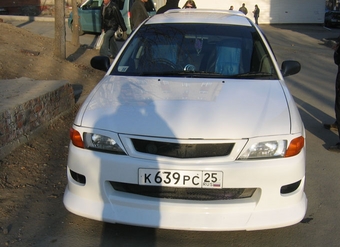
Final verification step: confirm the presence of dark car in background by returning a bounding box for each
[0,7,8,14]
[325,11,340,27]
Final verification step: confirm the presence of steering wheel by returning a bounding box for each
[151,58,182,71]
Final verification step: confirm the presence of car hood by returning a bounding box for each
[76,76,292,139]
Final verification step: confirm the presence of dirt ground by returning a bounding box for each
[0,21,105,246]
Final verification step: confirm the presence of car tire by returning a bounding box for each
[114,27,123,41]
[70,21,85,36]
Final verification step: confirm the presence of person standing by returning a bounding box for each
[326,40,340,152]
[100,0,127,59]
[156,0,180,14]
[253,4,260,25]
[130,0,149,32]
[229,6,234,10]
[239,3,248,15]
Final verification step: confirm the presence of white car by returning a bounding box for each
[63,9,307,231]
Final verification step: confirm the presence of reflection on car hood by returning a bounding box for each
[77,76,291,139]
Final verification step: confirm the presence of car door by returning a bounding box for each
[78,0,103,33]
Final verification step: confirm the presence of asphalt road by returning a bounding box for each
[5,19,340,246]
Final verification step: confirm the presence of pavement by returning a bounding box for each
[0,14,57,22]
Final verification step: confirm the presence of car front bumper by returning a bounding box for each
[63,142,307,231]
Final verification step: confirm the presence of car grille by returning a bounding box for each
[110,182,256,201]
[131,139,234,158]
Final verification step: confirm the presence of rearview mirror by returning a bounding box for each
[90,56,111,72]
[281,60,301,77]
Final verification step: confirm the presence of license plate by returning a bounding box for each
[139,169,223,189]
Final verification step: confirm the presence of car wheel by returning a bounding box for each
[325,20,333,28]
[114,26,123,41]
[70,21,85,36]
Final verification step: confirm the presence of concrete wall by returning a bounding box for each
[0,78,75,159]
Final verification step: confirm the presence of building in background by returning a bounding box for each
[177,0,325,24]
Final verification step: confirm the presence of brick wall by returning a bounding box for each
[0,0,73,7]
[0,80,75,159]
[0,0,41,6]
[0,0,74,15]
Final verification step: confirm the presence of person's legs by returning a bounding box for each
[100,30,114,57]
[335,74,340,137]
[324,69,340,131]
[109,36,119,59]
[328,68,340,151]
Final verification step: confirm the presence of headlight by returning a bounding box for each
[238,140,287,160]
[83,133,126,155]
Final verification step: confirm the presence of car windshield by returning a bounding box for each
[111,23,278,79]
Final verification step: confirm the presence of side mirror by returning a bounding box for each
[90,56,111,72]
[281,60,301,77]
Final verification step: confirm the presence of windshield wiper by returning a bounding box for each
[137,71,275,78]
[138,71,224,77]
[137,71,180,76]
[177,71,226,77]
[226,72,276,79]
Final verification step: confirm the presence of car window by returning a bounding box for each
[112,23,278,79]
[82,0,101,10]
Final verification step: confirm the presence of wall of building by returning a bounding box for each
[178,0,325,24]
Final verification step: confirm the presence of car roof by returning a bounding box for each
[145,9,252,27]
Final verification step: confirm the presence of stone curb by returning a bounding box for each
[0,14,65,22]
